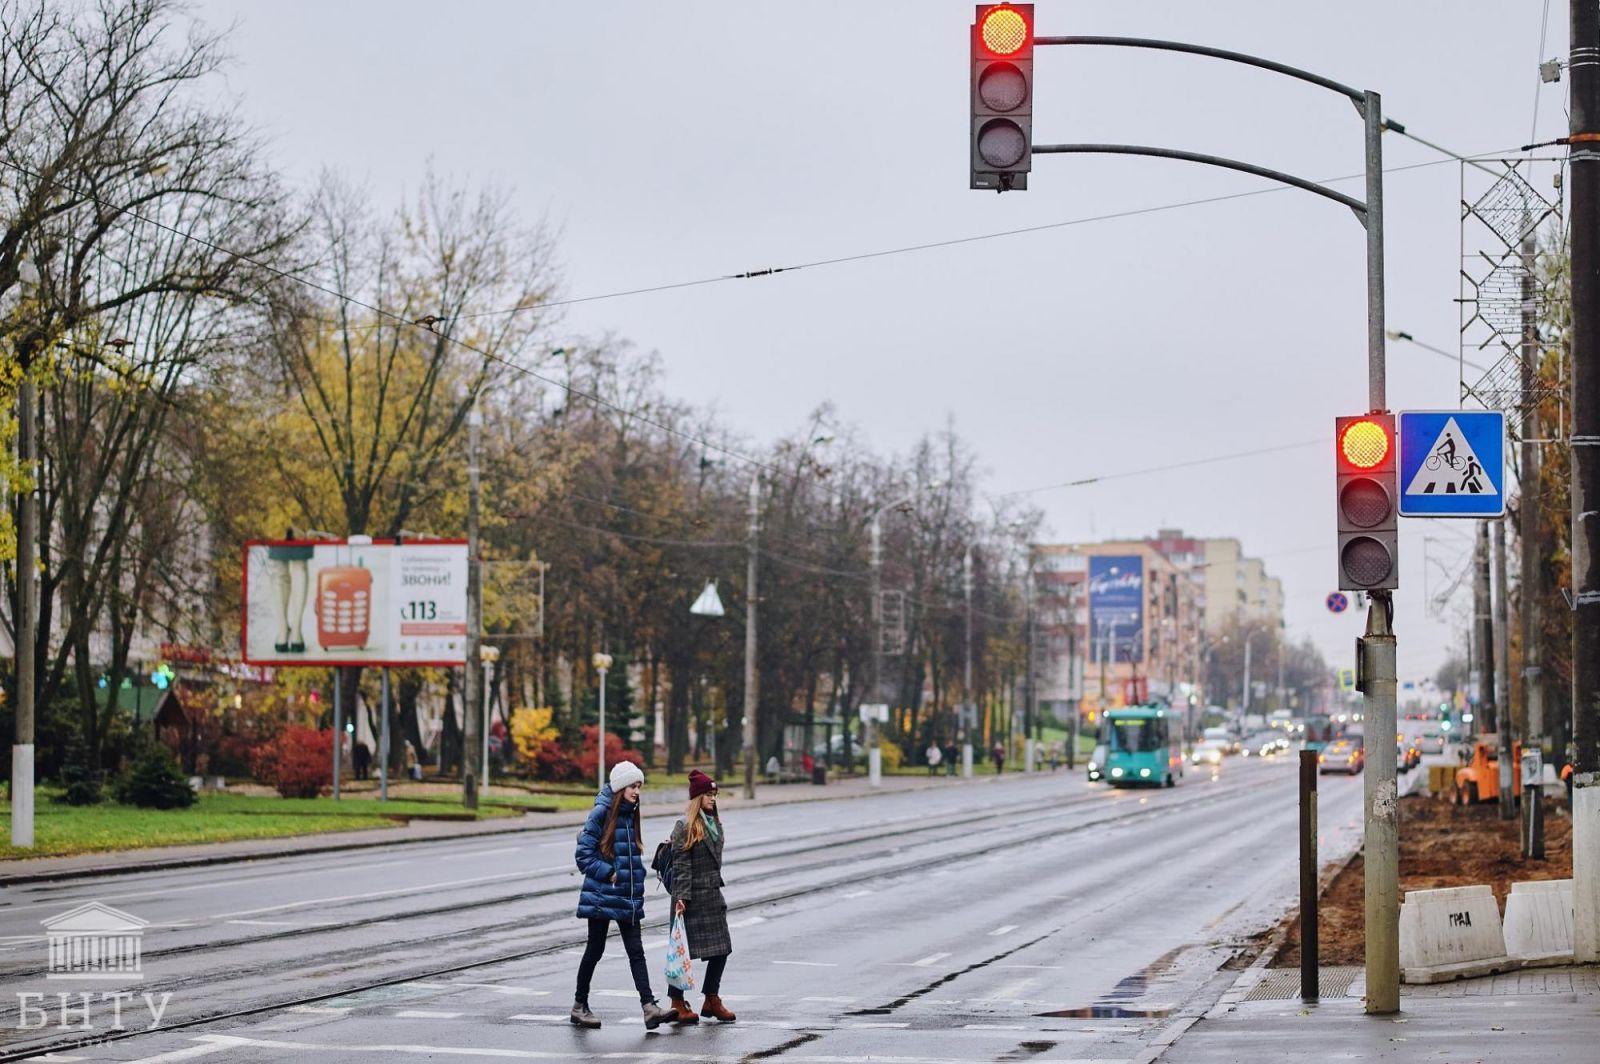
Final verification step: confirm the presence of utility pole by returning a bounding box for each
[594,652,612,790]
[868,514,884,787]
[963,546,975,778]
[1067,584,1079,770]
[742,473,759,800]
[1242,633,1253,714]
[462,400,482,810]
[1493,518,1515,821]
[9,258,38,848]
[1568,0,1600,965]
[1023,553,1036,773]
[1475,521,1497,734]
[1521,230,1547,855]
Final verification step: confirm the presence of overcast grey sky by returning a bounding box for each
[198,0,1567,683]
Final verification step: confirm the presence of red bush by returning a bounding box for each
[530,742,583,783]
[577,725,643,783]
[251,726,333,799]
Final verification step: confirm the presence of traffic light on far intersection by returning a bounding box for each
[971,4,1033,192]
[1335,413,1399,591]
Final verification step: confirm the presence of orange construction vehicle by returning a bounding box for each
[1454,737,1523,805]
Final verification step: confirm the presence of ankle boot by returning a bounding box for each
[642,1000,674,1029]
[700,993,737,1022]
[667,997,700,1025]
[569,1001,600,1029]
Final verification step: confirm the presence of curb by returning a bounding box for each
[0,769,1032,887]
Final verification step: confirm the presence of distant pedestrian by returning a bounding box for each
[944,741,958,777]
[352,741,371,781]
[1049,742,1062,772]
[925,742,943,776]
[666,770,736,1025]
[569,761,673,1031]
[992,741,1005,774]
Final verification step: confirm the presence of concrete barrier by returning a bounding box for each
[1399,884,1516,983]
[1503,879,1574,966]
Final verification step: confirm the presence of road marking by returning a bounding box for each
[225,919,299,927]
[803,995,856,1003]
[594,989,637,997]
[964,1023,1027,1030]
[989,924,1018,936]
[392,1010,463,1019]
[509,1013,571,1022]
[120,1044,234,1064]
[908,952,952,967]
[287,1006,350,1015]
[773,960,837,967]
[207,868,531,919]
[841,888,874,898]
[848,1021,910,1029]
[729,915,766,928]
[996,964,1062,970]
[449,983,549,996]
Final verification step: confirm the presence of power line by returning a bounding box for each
[998,438,1326,498]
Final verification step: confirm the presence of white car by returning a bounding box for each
[1086,743,1110,782]
[1191,740,1227,766]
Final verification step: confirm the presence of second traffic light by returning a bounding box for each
[1335,413,1399,591]
[971,3,1033,191]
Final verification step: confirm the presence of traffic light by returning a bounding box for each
[1335,413,1399,591]
[971,3,1033,191]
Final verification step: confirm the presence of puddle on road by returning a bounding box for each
[1034,945,1185,1020]
[1036,1004,1174,1019]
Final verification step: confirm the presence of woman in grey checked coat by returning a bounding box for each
[666,769,736,1024]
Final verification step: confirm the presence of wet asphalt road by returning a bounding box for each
[0,754,1368,1063]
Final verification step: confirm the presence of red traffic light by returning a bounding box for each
[979,4,1030,56]
[1338,418,1390,470]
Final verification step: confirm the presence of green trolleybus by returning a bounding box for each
[1104,704,1183,787]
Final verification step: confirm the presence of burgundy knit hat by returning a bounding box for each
[688,769,717,800]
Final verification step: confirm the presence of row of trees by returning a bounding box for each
[1,0,1060,787]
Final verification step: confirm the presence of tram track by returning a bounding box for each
[0,766,1290,1062]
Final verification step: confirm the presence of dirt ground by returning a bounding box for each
[1273,792,1573,967]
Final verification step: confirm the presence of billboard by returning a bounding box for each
[242,539,468,666]
[1088,554,1143,664]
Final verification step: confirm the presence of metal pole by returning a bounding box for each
[597,665,608,791]
[1067,585,1078,770]
[332,667,342,801]
[1567,0,1600,966]
[1361,87,1400,1018]
[1494,518,1515,820]
[1299,748,1320,1002]
[1024,556,1036,773]
[379,667,390,802]
[1520,231,1547,855]
[868,513,883,788]
[1476,521,1497,733]
[742,473,759,800]
[482,656,492,793]
[963,546,975,778]
[10,377,36,847]
[1242,634,1252,713]
[462,400,482,810]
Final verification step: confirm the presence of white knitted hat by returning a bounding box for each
[609,760,644,792]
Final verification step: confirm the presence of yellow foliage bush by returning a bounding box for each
[510,707,558,763]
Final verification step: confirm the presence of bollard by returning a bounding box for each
[1300,749,1319,1001]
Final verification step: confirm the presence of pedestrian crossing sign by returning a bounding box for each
[1397,410,1506,518]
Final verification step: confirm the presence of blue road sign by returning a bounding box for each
[1326,592,1349,614]
[1398,410,1506,518]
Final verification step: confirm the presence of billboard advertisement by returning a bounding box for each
[1088,554,1143,664]
[242,539,468,666]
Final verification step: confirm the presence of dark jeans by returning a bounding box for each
[668,954,727,1000]
[575,917,654,1006]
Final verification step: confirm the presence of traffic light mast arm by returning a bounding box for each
[1030,144,1366,220]
[1032,35,1364,105]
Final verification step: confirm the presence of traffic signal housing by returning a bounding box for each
[1335,413,1399,591]
[971,4,1033,191]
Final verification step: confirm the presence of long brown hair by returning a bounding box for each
[682,793,720,849]
[599,790,641,861]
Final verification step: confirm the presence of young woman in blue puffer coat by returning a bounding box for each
[569,761,673,1030]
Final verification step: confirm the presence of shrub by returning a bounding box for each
[114,742,196,809]
[577,725,642,783]
[531,742,584,783]
[207,733,258,778]
[510,707,559,764]
[876,741,904,774]
[251,726,333,799]
[55,742,103,806]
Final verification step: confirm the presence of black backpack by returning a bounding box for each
[651,821,681,892]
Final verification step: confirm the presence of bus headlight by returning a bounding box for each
[1139,768,1151,778]
[1111,767,1124,778]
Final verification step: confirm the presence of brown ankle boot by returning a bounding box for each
[668,997,700,1025]
[700,994,737,1022]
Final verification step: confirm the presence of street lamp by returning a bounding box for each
[593,651,613,791]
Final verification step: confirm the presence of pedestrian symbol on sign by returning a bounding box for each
[1404,417,1497,498]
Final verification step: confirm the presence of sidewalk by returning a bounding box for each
[1157,964,1600,1063]
[0,768,1025,886]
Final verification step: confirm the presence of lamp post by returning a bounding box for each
[593,651,613,791]
[866,483,941,788]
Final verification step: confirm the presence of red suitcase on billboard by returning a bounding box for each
[316,557,372,651]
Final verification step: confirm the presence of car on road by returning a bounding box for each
[1241,731,1287,758]
[1191,739,1227,767]
[1087,743,1109,783]
[1202,727,1240,755]
[1319,737,1365,774]
[1417,732,1446,755]
[1397,734,1421,771]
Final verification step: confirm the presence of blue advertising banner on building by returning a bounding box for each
[1088,555,1143,663]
